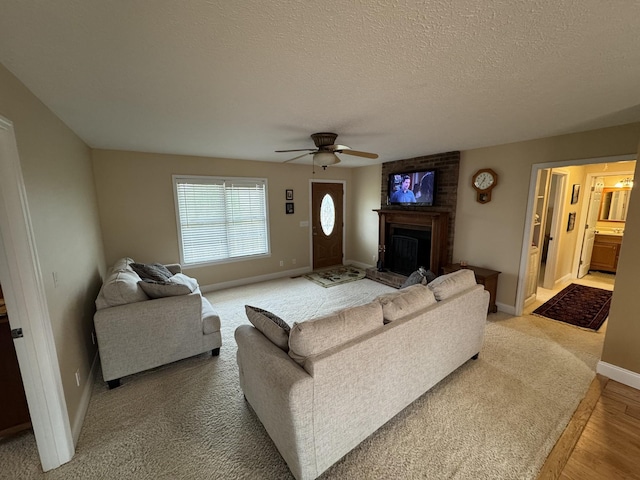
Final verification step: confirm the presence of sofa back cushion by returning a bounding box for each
[427,268,477,301]
[288,301,383,369]
[95,269,149,309]
[377,284,437,322]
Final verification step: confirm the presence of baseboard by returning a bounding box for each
[554,273,573,288]
[71,351,99,445]
[200,266,312,293]
[345,259,375,270]
[596,361,640,390]
[495,302,516,315]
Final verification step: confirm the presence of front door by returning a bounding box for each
[312,182,343,269]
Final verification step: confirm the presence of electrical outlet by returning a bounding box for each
[372,254,377,261]
[279,260,284,267]
[75,369,81,387]
[52,271,59,288]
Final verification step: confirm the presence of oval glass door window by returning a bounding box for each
[320,194,335,236]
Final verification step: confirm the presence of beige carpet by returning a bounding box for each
[0,277,604,479]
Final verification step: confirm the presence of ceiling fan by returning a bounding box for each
[276,132,378,169]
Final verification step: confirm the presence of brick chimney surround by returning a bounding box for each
[366,151,460,288]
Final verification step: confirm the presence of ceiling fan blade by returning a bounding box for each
[283,153,311,163]
[275,148,316,153]
[339,149,379,159]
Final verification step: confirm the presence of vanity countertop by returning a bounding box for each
[595,230,624,237]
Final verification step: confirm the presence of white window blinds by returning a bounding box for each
[173,176,270,265]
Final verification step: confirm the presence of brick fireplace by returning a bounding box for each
[366,151,459,288]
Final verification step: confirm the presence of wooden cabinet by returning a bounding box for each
[0,285,32,437]
[442,263,501,313]
[590,234,622,273]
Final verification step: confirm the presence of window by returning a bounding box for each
[173,176,270,266]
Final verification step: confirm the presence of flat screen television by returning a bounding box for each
[388,170,435,206]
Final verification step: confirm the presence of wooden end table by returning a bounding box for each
[442,263,500,313]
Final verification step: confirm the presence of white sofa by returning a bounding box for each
[235,269,489,480]
[94,257,221,388]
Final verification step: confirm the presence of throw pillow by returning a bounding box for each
[377,284,437,322]
[427,268,477,301]
[167,273,199,291]
[131,263,173,283]
[138,280,192,299]
[400,266,437,289]
[245,305,291,351]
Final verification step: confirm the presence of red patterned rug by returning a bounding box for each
[532,283,612,331]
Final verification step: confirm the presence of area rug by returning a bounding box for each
[533,283,613,331]
[0,276,603,480]
[303,264,366,288]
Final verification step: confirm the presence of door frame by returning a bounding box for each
[573,169,635,278]
[515,154,636,316]
[542,170,568,289]
[0,117,74,470]
[308,179,346,269]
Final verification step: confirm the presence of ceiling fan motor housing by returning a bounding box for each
[311,132,338,148]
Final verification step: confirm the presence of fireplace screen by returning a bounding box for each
[388,227,432,276]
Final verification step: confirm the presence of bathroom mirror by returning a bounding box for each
[599,188,632,222]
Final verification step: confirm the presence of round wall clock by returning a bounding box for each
[472,168,498,204]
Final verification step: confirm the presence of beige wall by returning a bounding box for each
[349,163,383,267]
[0,64,105,432]
[92,149,353,287]
[601,138,640,374]
[454,123,640,307]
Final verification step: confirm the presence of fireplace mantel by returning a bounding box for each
[374,209,449,275]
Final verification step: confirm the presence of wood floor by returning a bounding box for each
[538,375,640,480]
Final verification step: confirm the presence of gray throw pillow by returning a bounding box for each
[245,305,290,351]
[138,281,192,299]
[400,266,437,289]
[131,263,173,283]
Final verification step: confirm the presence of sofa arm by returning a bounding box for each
[95,293,203,381]
[165,263,182,275]
[235,325,317,480]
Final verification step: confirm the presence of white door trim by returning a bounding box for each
[542,170,568,289]
[0,116,74,470]
[515,154,636,316]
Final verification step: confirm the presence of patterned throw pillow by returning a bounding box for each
[245,305,291,352]
[131,263,174,283]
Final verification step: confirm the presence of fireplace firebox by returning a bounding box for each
[374,209,449,278]
[388,227,432,275]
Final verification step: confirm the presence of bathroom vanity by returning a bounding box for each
[590,233,623,273]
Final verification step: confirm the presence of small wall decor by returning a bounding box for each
[567,212,576,231]
[286,202,294,214]
[286,189,293,200]
[571,184,580,204]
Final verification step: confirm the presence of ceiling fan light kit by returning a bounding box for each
[276,132,378,169]
[314,151,340,166]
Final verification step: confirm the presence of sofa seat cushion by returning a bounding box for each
[288,301,383,369]
[95,269,149,309]
[377,284,437,322]
[245,305,290,351]
[428,268,477,301]
[202,297,221,335]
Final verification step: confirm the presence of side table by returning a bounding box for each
[442,263,500,313]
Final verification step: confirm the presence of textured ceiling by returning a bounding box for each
[1,1,640,167]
